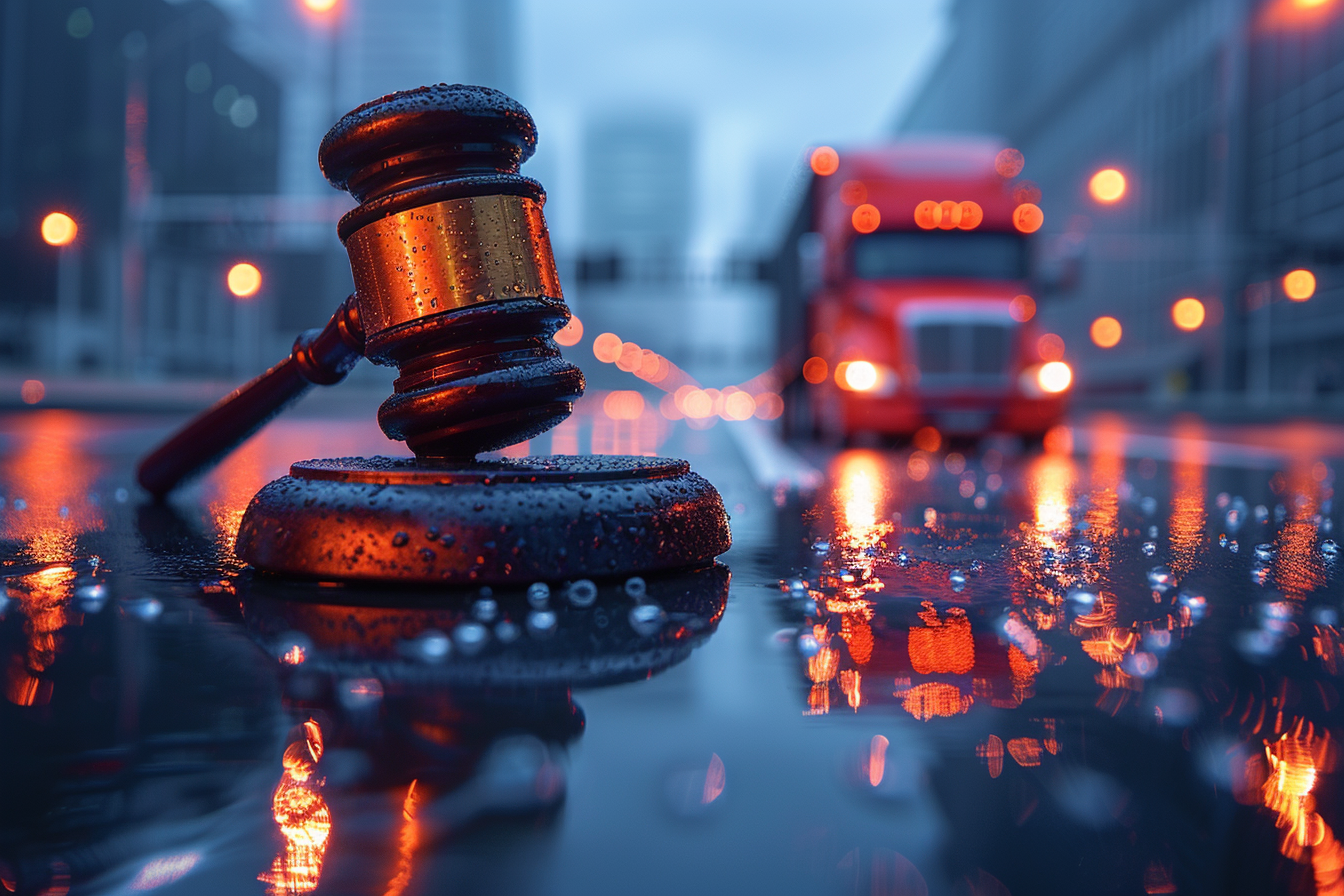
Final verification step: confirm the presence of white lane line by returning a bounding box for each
[1071,427,1302,470]
[725,419,825,493]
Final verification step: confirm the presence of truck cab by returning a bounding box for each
[775,137,1069,441]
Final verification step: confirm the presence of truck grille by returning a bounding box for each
[914,322,1013,386]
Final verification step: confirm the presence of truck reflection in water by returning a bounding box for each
[776,430,1344,894]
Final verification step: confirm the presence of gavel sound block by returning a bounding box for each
[136,84,730,584]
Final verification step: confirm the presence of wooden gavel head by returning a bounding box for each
[319,84,584,460]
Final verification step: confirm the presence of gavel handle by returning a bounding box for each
[137,296,366,498]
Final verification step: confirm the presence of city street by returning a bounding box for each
[0,400,1340,895]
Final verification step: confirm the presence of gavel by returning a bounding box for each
[138,84,729,585]
[137,84,584,497]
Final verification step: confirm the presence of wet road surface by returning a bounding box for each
[0,402,1342,895]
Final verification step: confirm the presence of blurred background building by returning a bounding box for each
[0,0,518,385]
[897,0,1344,406]
[577,111,694,284]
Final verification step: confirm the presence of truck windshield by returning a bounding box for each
[851,231,1030,281]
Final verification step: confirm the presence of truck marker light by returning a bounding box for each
[914,200,939,229]
[995,148,1025,178]
[803,356,829,384]
[1009,295,1035,322]
[1038,361,1072,393]
[1036,333,1065,361]
[810,146,840,176]
[1013,203,1044,233]
[913,200,982,230]
[852,204,880,233]
[956,201,983,229]
[936,200,962,229]
[1283,269,1316,301]
[840,180,867,205]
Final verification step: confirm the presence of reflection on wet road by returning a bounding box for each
[0,406,1342,895]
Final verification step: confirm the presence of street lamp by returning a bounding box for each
[41,212,81,371]
[1171,297,1206,331]
[40,212,77,246]
[1088,168,1127,204]
[1283,268,1316,301]
[1090,316,1122,348]
[227,261,262,298]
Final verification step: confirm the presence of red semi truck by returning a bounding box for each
[774,137,1070,442]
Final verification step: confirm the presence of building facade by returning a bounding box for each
[898,0,1344,404]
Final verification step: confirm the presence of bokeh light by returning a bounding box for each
[1036,333,1065,361]
[1008,294,1036,322]
[1283,269,1316,301]
[602,390,644,420]
[592,332,622,363]
[1088,168,1127,203]
[723,390,756,420]
[1013,203,1044,233]
[1171,297,1206,331]
[913,200,938,230]
[994,148,1025,178]
[839,180,867,206]
[913,426,941,453]
[810,146,839,176]
[40,212,77,247]
[554,315,583,346]
[803,356,828,384]
[226,262,262,298]
[1090,316,1122,348]
[956,201,984,230]
[851,204,880,234]
[842,360,878,391]
[1037,361,1072,393]
[302,0,338,11]
[20,379,44,405]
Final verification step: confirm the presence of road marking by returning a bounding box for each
[726,419,824,494]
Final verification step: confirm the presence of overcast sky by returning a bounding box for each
[517,0,949,255]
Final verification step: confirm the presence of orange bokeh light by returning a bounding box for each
[1038,362,1072,394]
[302,0,338,11]
[592,332,622,363]
[995,148,1025,178]
[810,146,839,176]
[1090,316,1122,348]
[1013,203,1044,233]
[851,203,880,234]
[1172,297,1206,331]
[20,379,44,405]
[1283,268,1316,301]
[227,262,262,298]
[722,390,756,421]
[602,390,645,420]
[913,426,941,453]
[1009,294,1036,322]
[957,200,983,230]
[839,180,867,205]
[913,200,939,230]
[554,314,583,346]
[803,356,828,384]
[1088,168,1127,203]
[40,212,77,247]
[1037,333,1065,361]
